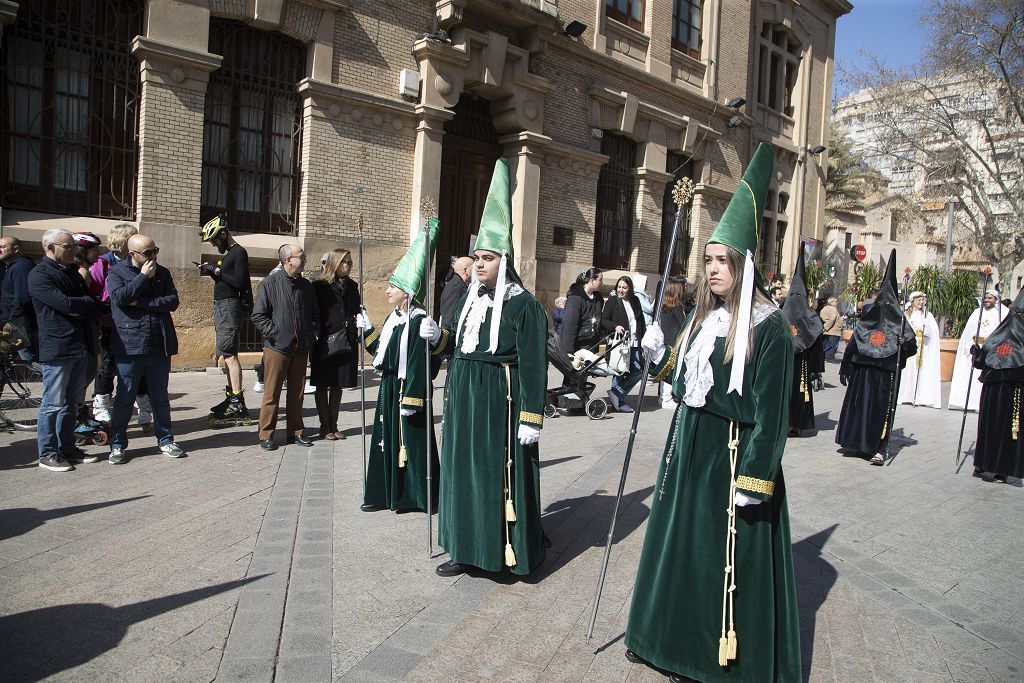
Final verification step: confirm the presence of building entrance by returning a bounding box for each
[437,93,502,312]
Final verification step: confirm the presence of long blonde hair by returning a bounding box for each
[680,245,772,364]
[320,248,352,282]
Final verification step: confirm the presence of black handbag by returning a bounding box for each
[318,328,352,359]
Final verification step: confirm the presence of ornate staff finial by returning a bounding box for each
[672,177,695,208]
[358,212,364,236]
[419,197,438,223]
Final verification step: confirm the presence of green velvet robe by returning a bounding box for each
[626,307,801,682]
[434,288,548,575]
[363,313,439,512]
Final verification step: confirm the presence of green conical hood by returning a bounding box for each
[474,158,513,259]
[389,217,439,304]
[472,157,524,287]
[709,143,775,256]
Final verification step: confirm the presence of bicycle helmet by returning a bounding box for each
[199,215,228,242]
[71,231,101,248]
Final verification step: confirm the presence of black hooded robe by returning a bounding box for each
[835,336,912,455]
[790,335,825,432]
[973,367,1024,479]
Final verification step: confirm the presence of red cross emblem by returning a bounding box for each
[997,342,1012,358]
[870,330,886,346]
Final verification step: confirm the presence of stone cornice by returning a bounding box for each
[498,130,553,149]
[551,34,727,119]
[695,183,734,201]
[413,37,470,69]
[131,37,222,72]
[540,140,608,179]
[636,168,672,184]
[0,1,18,26]
[298,78,418,119]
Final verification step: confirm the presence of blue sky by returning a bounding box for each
[833,0,928,97]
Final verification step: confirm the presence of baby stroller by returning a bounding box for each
[545,331,630,420]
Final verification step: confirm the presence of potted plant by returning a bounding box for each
[841,260,882,342]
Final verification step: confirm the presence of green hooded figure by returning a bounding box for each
[626,142,802,682]
[360,218,441,513]
[428,158,550,577]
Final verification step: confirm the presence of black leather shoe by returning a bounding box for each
[624,650,644,664]
[360,503,384,512]
[435,560,467,577]
[287,435,314,447]
[669,674,696,683]
[260,439,277,451]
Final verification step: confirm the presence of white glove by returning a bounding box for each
[734,491,763,507]
[641,322,666,362]
[356,311,372,331]
[517,424,540,445]
[419,316,441,344]
[400,408,415,417]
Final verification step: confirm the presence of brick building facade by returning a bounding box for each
[0,0,850,366]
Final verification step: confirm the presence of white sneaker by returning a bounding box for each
[92,394,111,422]
[253,380,265,393]
[160,442,187,458]
[304,380,315,395]
[606,389,620,411]
[661,399,677,409]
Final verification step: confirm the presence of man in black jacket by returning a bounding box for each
[106,234,187,464]
[251,244,319,450]
[439,256,473,327]
[0,236,37,359]
[27,229,99,471]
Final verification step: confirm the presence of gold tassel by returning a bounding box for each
[718,636,729,666]
[727,629,737,660]
[504,542,516,567]
[505,498,517,522]
[398,445,407,468]
[915,330,924,368]
[398,379,407,468]
[1012,385,1020,441]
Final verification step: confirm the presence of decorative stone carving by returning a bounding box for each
[435,0,466,31]
[435,73,453,96]
[280,1,324,43]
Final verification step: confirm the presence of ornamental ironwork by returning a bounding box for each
[444,92,500,144]
[201,19,304,235]
[1,0,142,218]
[661,153,694,278]
[594,133,637,270]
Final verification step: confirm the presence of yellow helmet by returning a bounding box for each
[199,215,227,242]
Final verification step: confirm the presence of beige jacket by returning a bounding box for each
[820,304,842,336]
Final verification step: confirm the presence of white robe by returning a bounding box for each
[948,303,1009,411]
[897,309,942,408]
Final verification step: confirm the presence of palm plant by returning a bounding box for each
[849,260,882,305]
[804,262,829,299]
[932,270,981,338]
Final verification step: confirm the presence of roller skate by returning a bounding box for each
[209,392,253,428]
[135,394,153,434]
[208,385,232,417]
[75,405,109,447]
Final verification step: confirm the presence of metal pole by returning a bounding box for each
[422,220,434,559]
[955,271,990,465]
[586,187,689,644]
[358,215,367,491]
[944,201,956,275]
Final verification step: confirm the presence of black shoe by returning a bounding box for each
[360,503,386,512]
[624,650,645,664]
[260,439,277,451]
[287,435,314,447]
[435,560,467,577]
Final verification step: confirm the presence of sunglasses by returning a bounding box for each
[133,247,160,258]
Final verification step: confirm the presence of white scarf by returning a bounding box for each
[372,305,424,379]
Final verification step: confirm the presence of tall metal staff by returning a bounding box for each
[882,273,911,465]
[912,295,928,405]
[954,268,991,465]
[586,178,694,643]
[420,202,437,558]
[357,214,367,490]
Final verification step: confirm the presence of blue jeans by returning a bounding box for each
[610,347,644,400]
[37,357,87,461]
[110,354,173,449]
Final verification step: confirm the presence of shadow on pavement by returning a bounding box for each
[792,524,839,682]
[0,432,41,470]
[539,455,582,469]
[811,411,838,433]
[0,495,151,542]
[0,575,269,682]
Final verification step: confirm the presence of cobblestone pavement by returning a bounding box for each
[0,358,1021,681]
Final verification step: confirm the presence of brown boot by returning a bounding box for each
[314,390,334,439]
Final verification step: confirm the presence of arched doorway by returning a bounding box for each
[436,92,502,311]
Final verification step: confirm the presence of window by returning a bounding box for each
[672,0,702,59]
[757,24,801,117]
[661,154,695,277]
[201,20,304,235]
[1,0,142,218]
[594,133,637,270]
[889,210,901,241]
[606,0,644,31]
[758,184,789,275]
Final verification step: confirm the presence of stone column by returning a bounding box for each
[409,105,453,240]
[634,168,671,273]
[501,131,550,294]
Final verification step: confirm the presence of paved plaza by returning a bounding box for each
[0,357,1022,682]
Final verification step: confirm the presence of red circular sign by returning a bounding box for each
[850,245,867,262]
